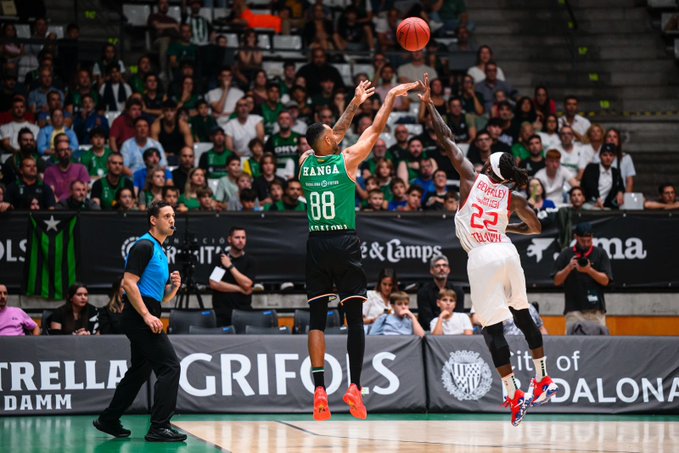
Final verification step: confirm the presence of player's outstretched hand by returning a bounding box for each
[389,80,424,97]
[354,80,376,104]
[418,73,431,104]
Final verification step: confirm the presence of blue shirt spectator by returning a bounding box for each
[368,291,426,337]
[73,110,110,145]
[36,109,79,155]
[121,137,167,174]
[133,167,173,192]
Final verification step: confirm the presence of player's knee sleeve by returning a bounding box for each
[510,307,543,350]
[343,300,364,329]
[309,299,329,332]
[482,322,511,368]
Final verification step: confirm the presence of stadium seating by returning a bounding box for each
[325,326,348,335]
[232,309,278,334]
[293,309,341,334]
[189,325,235,335]
[245,325,291,335]
[40,310,53,336]
[169,309,217,334]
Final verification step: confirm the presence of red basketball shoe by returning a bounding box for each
[503,389,530,427]
[313,386,331,421]
[343,384,367,420]
[529,376,559,407]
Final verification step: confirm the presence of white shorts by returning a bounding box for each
[467,242,530,327]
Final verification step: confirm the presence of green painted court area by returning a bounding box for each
[2,414,678,453]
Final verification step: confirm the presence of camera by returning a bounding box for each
[175,232,199,269]
[577,257,589,267]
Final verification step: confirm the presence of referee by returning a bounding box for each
[94,201,187,442]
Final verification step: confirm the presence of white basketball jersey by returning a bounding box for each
[455,174,512,253]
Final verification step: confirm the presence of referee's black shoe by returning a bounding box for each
[93,418,131,438]
[145,427,187,442]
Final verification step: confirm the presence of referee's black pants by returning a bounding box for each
[100,326,180,429]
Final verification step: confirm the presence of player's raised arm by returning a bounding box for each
[332,80,375,144]
[344,81,422,174]
[419,73,476,188]
[507,192,542,235]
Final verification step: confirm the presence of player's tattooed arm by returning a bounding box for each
[420,73,475,182]
[332,80,375,143]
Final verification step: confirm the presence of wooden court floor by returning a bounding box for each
[1,414,678,453]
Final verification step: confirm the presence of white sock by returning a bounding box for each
[502,373,519,399]
[533,356,547,381]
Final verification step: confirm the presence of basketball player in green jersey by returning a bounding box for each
[300,79,422,421]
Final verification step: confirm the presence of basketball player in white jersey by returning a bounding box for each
[420,74,558,426]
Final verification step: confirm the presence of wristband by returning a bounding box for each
[227,264,235,271]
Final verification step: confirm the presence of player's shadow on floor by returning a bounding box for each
[93,437,189,452]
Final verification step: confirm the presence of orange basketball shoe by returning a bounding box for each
[343,384,367,420]
[313,386,331,421]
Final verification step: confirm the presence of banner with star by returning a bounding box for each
[24,213,79,300]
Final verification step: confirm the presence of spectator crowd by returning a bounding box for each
[1,0,675,216]
[0,1,675,337]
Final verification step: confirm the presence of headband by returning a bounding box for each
[489,152,505,181]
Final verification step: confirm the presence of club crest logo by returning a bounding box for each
[121,236,139,259]
[441,350,493,401]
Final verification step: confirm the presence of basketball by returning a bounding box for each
[397,17,431,52]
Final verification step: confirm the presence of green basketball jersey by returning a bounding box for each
[300,153,356,232]
[79,147,112,178]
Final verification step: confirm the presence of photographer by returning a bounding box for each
[208,227,256,326]
[553,222,612,334]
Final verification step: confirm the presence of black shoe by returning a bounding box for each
[145,427,187,442]
[93,419,131,438]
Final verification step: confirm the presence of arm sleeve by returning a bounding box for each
[462,314,473,330]
[125,240,154,276]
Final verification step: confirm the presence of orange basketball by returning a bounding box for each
[397,17,431,52]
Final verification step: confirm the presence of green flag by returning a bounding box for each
[24,213,79,300]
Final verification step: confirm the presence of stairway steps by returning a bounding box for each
[501,59,677,73]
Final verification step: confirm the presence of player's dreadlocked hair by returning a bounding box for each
[497,152,528,187]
